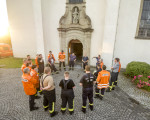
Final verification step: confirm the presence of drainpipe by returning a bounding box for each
[112,0,121,66]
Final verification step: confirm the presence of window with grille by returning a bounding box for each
[137,0,150,38]
[69,0,83,4]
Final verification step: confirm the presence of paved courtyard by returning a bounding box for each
[0,66,150,120]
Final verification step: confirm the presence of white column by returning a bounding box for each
[32,0,46,61]
[101,0,120,70]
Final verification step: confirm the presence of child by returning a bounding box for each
[59,71,75,115]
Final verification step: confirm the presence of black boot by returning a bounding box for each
[89,105,93,111]
[30,107,39,111]
[81,108,86,114]
[44,107,49,111]
[112,87,115,90]
[94,94,99,98]
[106,87,111,92]
[35,96,41,99]
[50,111,58,117]
[61,110,66,115]
[69,111,74,115]
[99,95,103,100]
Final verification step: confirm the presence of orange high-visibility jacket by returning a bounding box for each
[35,57,39,68]
[22,74,37,95]
[30,69,39,88]
[118,62,121,72]
[100,62,104,69]
[97,70,110,89]
[58,52,66,60]
[48,54,55,61]
[21,64,26,72]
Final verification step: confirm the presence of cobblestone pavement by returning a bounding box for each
[0,67,150,120]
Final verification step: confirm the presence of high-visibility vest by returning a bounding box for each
[22,74,37,95]
[97,70,110,89]
[58,52,66,60]
[118,62,121,72]
[48,54,55,61]
[21,64,26,72]
[30,69,39,88]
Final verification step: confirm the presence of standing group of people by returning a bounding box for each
[21,50,121,117]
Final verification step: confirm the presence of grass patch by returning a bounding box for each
[0,57,35,68]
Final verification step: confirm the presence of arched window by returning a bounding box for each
[69,0,83,4]
[137,0,150,39]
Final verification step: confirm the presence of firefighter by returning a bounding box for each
[38,54,44,76]
[26,63,32,72]
[100,59,104,69]
[82,54,89,71]
[22,68,39,111]
[93,64,102,98]
[96,65,110,100]
[35,54,39,68]
[48,51,55,62]
[30,65,41,98]
[48,54,59,74]
[40,67,58,117]
[106,58,120,92]
[69,53,76,71]
[21,59,27,73]
[80,66,96,113]
[27,55,31,61]
[114,58,121,86]
[92,55,101,70]
[58,50,66,71]
[59,71,75,115]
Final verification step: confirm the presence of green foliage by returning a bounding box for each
[125,61,150,77]
[0,57,35,68]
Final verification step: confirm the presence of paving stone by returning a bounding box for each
[0,67,150,120]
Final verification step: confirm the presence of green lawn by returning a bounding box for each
[0,57,35,68]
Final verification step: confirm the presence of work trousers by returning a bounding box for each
[114,72,119,86]
[43,89,56,114]
[49,64,58,73]
[83,62,88,70]
[61,89,74,112]
[29,95,35,110]
[82,87,93,108]
[59,62,66,70]
[109,72,118,90]
[95,86,105,97]
[69,61,75,69]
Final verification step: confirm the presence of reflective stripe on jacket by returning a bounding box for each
[97,70,110,89]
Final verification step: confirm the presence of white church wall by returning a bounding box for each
[86,0,106,66]
[6,0,38,58]
[114,0,150,68]
[41,0,66,63]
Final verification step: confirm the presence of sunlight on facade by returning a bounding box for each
[0,0,9,37]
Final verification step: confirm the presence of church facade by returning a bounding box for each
[6,0,150,69]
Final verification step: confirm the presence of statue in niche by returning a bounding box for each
[72,7,79,24]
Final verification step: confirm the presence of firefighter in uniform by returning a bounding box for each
[30,65,41,98]
[22,68,39,111]
[59,71,75,115]
[48,51,55,62]
[69,53,76,71]
[92,55,101,70]
[96,65,110,100]
[40,67,58,117]
[114,58,121,86]
[93,64,102,98]
[80,66,96,113]
[82,54,89,71]
[21,59,27,73]
[106,58,120,92]
[38,54,44,76]
[58,50,66,71]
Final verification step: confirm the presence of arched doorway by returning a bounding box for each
[68,40,83,64]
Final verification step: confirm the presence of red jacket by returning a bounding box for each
[22,74,37,95]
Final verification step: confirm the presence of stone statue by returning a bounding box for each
[72,8,79,24]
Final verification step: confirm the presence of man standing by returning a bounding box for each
[58,50,66,71]
[69,53,76,71]
[93,55,101,70]
[22,68,39,111]
[106,58,120,92]
[114,58,121,86]
[48,51,55,63]
[96,65,110,100]
[40,67,58,117]
[80,66,96,113]
[82,54,89,71]
[38,54,44,76]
